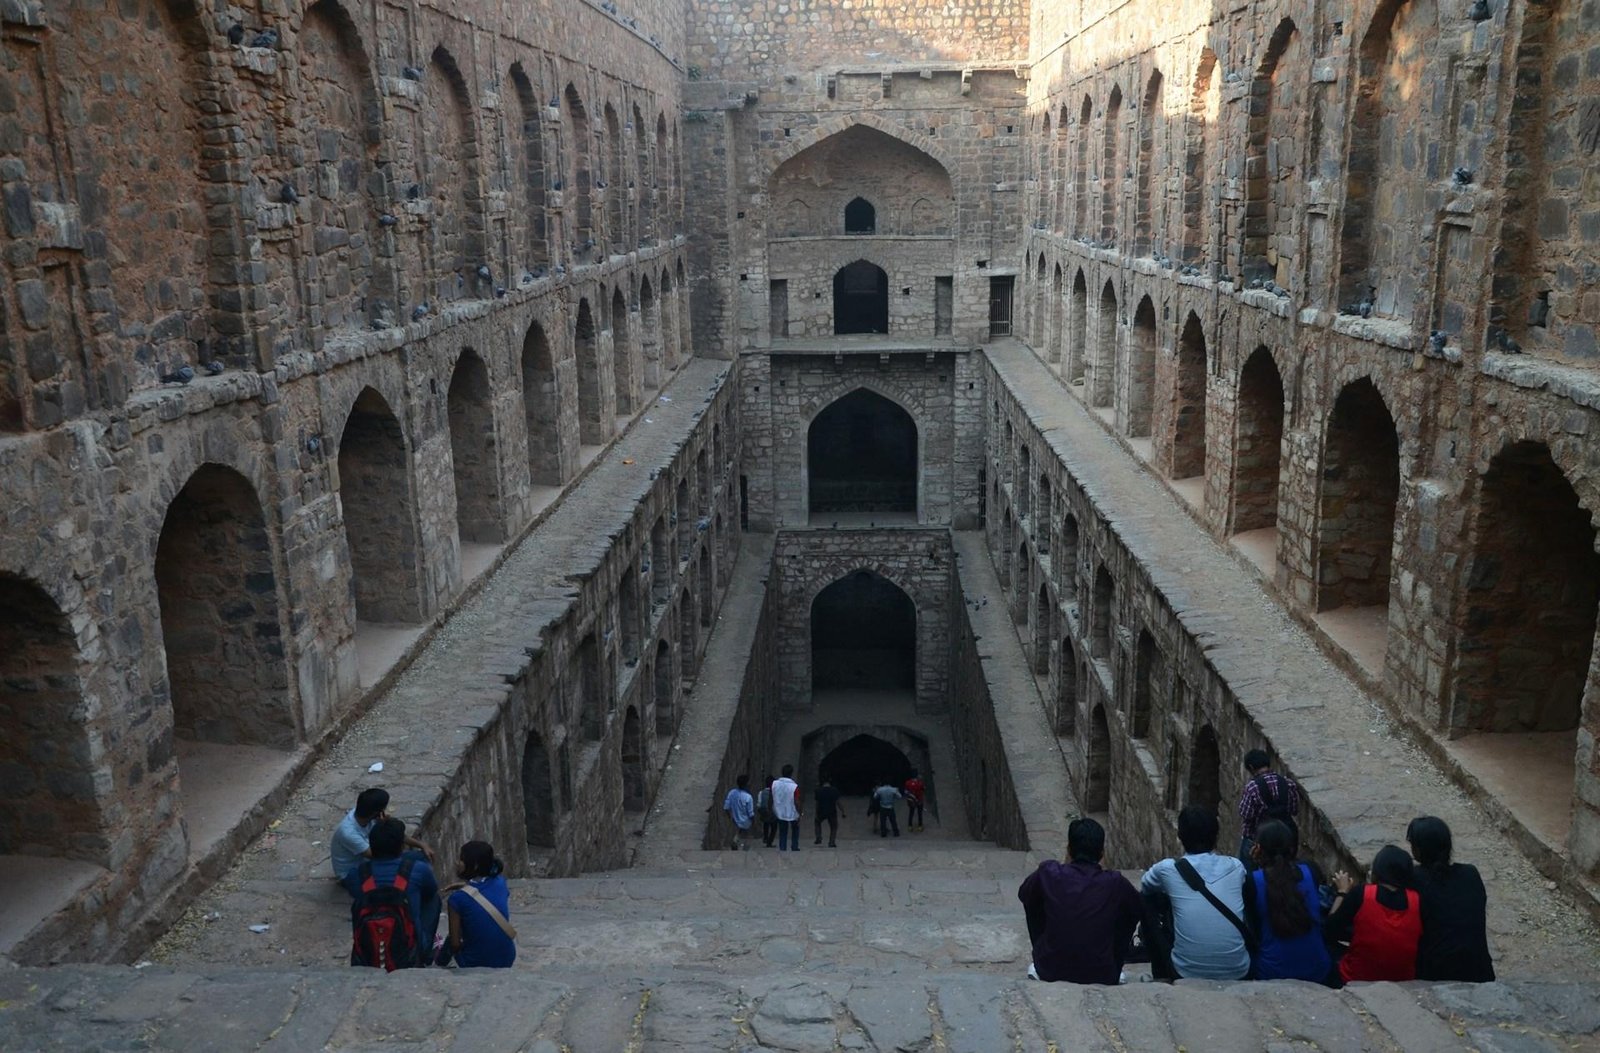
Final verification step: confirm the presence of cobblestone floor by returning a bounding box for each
[3,963,1597,1052]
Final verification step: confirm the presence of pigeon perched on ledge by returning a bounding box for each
[161,365,195,385]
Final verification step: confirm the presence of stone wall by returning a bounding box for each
[0,0,701,962]
[947,586,1031,850]
[685,0,1029,81]
[740,352,983,530]
[1015,0,1600,880]
[772,529,954,712]
[984,370,1353,874]
[684,78,1028,358]
[699,573,784,850]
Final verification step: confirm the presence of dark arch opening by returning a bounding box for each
[622,706,645,812]
[818,734,912,796]
[448,349,503,543]
[156,464,292,748]
[808,388,917,516]
[522,322,562,487]
[612,286,635,415]
[810,570,916,693]
[1091,565,1114,658]
[1317,378,1399,612]
[1087,704,1112,813]
[1187,725,1221,812]
[844,197,876,234]
[653,639,675,735]
[1232,346,1286,535]
[1057,638,1078,736]
[0,575,105,864]
[339,388,422,623]
[1132,629,1158,739]
[522,730,554,848]
[833,260,889,335]
[1128,296,1158,438]
[1456,442,1598,734]
[1172,313,1208,479]
[575,298,608,446]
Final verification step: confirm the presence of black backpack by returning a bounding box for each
[350,858,420,970]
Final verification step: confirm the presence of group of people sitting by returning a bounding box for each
[1019,751,1495,986]
[722,766,929,849]
[330,788,518,970]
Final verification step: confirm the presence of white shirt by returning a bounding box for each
[771,777,800,821]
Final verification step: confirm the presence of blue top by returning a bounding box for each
[1250,863,1332,982]
[450,874,517,968]
[330,809,375,879]
[343,852,439,940]
[723,787,755,828]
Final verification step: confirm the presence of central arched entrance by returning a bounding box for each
[810,569,916,694]
[807,388,917,518]
[818,733,913,795]
[833,260,888,334]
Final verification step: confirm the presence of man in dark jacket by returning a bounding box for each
[1017,817,1142,984]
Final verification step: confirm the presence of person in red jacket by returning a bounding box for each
[1326,845,1421,984]
[902,770,926,832]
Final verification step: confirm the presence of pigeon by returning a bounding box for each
[250,28,278,49]
[477,264,493,282]
[412,303,430,320]
[1453,166,1474,185]
[161,365,195,385]
[495,287,507,299]
[407,183,422,200]
[1468,0,1491,19]
[1250,278,1264,289]
[551,178,564,191]
[554,264,566,276]
[1429,330,1448,353]
[379,213,397,227]
[227,23,245,46]
[1358,300,1373,318]
[279,183,299,205]
[204,360,225,375]
[596,179,607,189]
[402,66,423,81]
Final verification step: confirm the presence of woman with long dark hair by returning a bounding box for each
[1241,820,1335,983]
[436,840,517,968]
[1326,845,1421,983]
[1407,816,1495,982]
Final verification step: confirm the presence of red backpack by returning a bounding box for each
[350,858,420,970]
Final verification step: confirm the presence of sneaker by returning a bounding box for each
[1027,963,1040,981]
[814,839,821,845]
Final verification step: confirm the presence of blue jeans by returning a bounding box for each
[777,819,800,850]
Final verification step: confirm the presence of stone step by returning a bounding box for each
[6,964,1595,1053]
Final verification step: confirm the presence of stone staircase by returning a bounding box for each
[1,838,1553,1050]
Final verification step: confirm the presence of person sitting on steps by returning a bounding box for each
[1140,805,1252,981]
[1018,816,1142,984]
[1406,815,1495,982]
[1326,845,1422,984]
[434,840,516,969]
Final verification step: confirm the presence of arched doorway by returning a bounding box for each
[1455,442,1598,735]
[1316,378,1399,612]
[653,639,675,735]
[0,575,105,864]
[1057,639,1078,736]
[448,349,503,543]
[522,730,554,848]
[1132,630,1158,739]
[810,570,916,695]
[1087,704,1112,813]
[807,389,917,517]
[1187,725,1221,812]
[844,197,876,234]
[338,388,422,624]
[622,706,645,812]
[1171,313,1208,479]
[156,464,293,748]
[1231,346,1285,535]
[521,322,562,487]
[833,260,889,334]
[818,733,913,795]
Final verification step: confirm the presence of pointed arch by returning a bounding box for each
[1075,96,1094,237]
[612,284,636,414]
[424,46,483,299]
[1135,70,1163,257]
[447,348,503,542]
[1101,85,1124,245]
[807,387,918,516]
[564,84,595,256]
[508,63,550,271]
[522,320,562,486]
[338,387,423,623]
[1127,296,1158,438]
[1183,49,1219,265]
[575,297,608,445]
[1316,378,1399,612]
[1230,346,1286,534]
[1170,312,1208,479]
[1243,19,1303,286]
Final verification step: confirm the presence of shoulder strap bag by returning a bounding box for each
[461,884,518,941]
[1174,858,1257,955]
